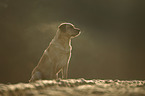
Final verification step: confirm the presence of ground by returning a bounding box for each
[0,78,145,96]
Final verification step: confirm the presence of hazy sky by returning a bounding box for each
[0,0,145,83]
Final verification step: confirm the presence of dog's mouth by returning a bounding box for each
[75,28,81,35]
[77,30,81,35]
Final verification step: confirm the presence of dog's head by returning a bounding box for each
[58,23,81,38]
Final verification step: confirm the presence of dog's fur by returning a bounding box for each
[29,23,81,82]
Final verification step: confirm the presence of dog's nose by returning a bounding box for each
[76,28,81,32]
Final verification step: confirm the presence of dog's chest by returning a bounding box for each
[48,44,71,64]
[55,47,71,63]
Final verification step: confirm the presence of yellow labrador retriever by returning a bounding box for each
[29,23,81,82]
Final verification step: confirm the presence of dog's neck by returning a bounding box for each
[51,31,72,51]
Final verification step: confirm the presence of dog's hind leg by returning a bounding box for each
[29,71,42,82]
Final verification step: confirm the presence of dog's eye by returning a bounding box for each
[69,26,74,29]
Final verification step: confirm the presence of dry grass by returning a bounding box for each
[0,78,145,96]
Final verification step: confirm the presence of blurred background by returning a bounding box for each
[0,0,145,83]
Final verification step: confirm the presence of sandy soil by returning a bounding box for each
[0,78,145,96]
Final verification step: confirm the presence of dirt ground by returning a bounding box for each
[0,78,145,96]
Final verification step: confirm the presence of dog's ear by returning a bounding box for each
[59,24,66,32]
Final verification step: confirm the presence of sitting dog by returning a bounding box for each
[29,23,81,82]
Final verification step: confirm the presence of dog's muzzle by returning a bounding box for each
[75,28,81,34]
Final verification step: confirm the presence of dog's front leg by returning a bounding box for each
[62,63,68,79]
[56,73,58,79]
[50,64,57,79]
